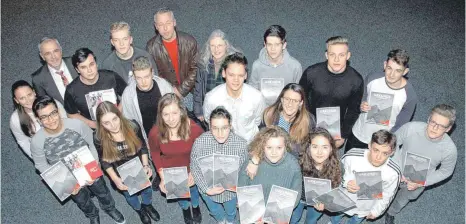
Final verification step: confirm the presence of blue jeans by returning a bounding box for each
[290,201,342,224]
[201,194,237,222]
[332,213,365,224]
[122,187,153,210]
[177,185,200,210]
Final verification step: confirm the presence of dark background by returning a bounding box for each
[2,0,464,223]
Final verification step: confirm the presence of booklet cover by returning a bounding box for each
[313,188,356,213]
[263,185,298,224]
[403,152,431,186]
[355,171,383,200]
[304,177,332,206]
[63,145,103,187]
[366,92,394,126]
[197,155,214,189]
[260,78,285,105]
[237,185,266,224]
[162,166,190,199]
[41,161,80,201]
[85,88,117,120]
[316,107,341,139]
[116,157,151,196]
[213,154,240,192]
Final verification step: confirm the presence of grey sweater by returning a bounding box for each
[393,121,457,186]
[31,118,98,173]
[238,152,302,207]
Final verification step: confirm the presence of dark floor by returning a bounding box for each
[1,0,464,223]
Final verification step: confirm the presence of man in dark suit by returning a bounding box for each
[32,37,78,104]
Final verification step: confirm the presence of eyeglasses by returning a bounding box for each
[428,119,449,130]
[38,110,59,121]
[281,97,301,104]
[211,126,230,133]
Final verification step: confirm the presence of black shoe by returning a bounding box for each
[89,216,100,224]
[152,175,161,191]
[385,213,395,224]
[106,208,125,224]
[136,209,151,224]
[192,206,202,224]
[141,204,160,221]
[182,208,193,224]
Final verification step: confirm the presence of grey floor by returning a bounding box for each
[1,0,464,223]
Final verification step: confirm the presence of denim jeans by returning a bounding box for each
[177,185,200,210]
[290,201,344,224]
[200,194,237,223]
[71,177,116,218]
[122,186,153,210]
[332,213,365,224]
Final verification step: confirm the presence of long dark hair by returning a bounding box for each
[155,93,191,144]
[299,127,341,188]
[12,80,36,137]
[263,83,314,144]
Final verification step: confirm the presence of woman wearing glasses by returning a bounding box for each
[9,80,66,158]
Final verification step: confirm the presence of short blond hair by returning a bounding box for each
[326,36,348,49]
[110,21,131,37]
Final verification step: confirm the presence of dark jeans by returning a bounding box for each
[344,132,368,153]
[71,177,116,218]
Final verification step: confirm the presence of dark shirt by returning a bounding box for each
[299,62,364,138]
[136,82,162,135]
[64,70,127,120]
[118,56,134,81]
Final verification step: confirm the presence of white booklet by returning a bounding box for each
[366,92,394,126]
[304,177,332,205]
[263,185,298,224]
[316,107,341,139]
[85,88,117,120]
[117,157,151,195]
[313,188,356,213]
[41,161,79,201]
[213,154,240,192]
[237,185,266,224]
[197,155,214,189]
[355,171,383,200]
[403,152,431,186]
[162,166,190,199]
[62,145,103,187]
[260,78,285,105]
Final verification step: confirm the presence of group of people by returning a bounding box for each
[9,6,457,224]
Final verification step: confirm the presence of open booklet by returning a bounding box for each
[366,92,394,126]
[85,88,117,120]
[355,171,383,200]
[313,188,356,213]
[41,161,80,201]
[403,152,431,186]
[304,177,332,206]
[162,166,190,199]
[117,157,151,196]
[316,107,341,139]
[263,185,298,224]
[62,145,103,187]
[237,185,266,224]
[213,154,240,192]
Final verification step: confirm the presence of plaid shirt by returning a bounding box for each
[190,131,248,203]
[205,59,224,93]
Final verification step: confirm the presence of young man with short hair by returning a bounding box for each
[336,130,401,224]
[299,36,364,148]
[30,96,125,224]
[101,21,157,83]
[347,49,418,152]
[385,104,457,224]
[203,53,266,143]
[249,25,302,105]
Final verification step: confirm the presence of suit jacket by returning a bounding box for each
[31,57,78,104]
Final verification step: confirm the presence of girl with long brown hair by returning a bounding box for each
[94,101,160,224]
[289,127,342,224]
[148,93,204,224]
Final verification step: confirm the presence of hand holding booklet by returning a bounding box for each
[237,185,266,224]
[41,161,80,201]
[263,185,298,224]
[304,177,332,206]
[313,188,356,213]
[62,145,103,187]
[403,152,431,186]
[355,171,383,200]
[213,154,240,192]
[162,166,191,199]
[117,157,151,195]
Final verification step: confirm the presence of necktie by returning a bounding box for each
[56,70,69,86]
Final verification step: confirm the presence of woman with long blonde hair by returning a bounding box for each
[94,101,159,224]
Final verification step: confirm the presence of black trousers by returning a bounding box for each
[70,177,116,218]
[344,132,368,153]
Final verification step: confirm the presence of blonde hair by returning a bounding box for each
[110,21,131,37]
[326,36,348,49]
[248,126,292,161]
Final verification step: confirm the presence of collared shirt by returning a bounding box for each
[48,60,74,98]
[203,83,266,143]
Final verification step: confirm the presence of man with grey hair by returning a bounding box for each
[385,104,457,224]
[146,7,198,115]
[32,37,78,104]
[101,21,156,83]
[299,36,364,148]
